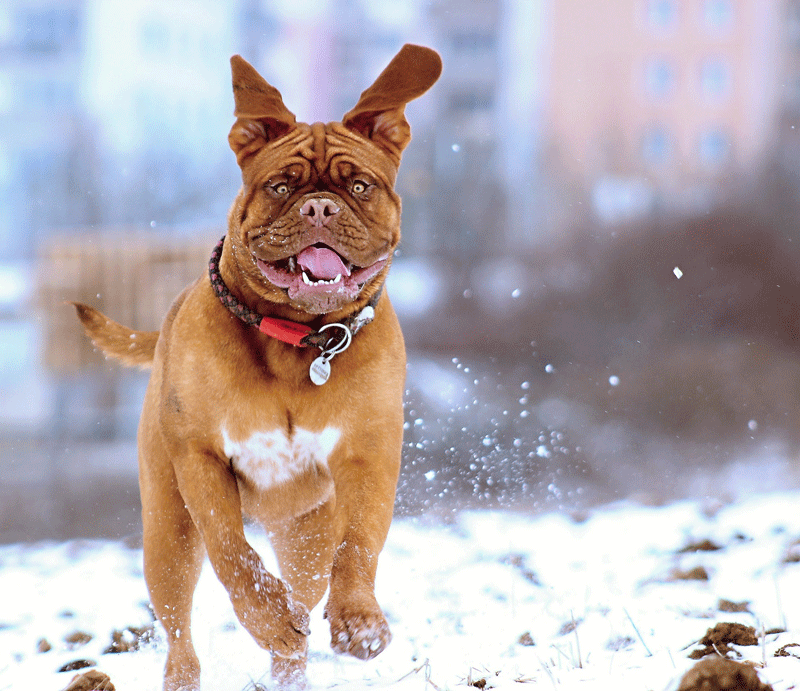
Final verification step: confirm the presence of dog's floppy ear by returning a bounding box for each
[228,55,297,164]
[342,44,442,159]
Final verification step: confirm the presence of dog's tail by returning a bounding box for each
[72,302,158,369]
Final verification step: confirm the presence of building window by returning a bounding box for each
[19,7,79,53]
[451,31,497,54]
[704,0,733,31]
[699,128,730,165]
[644,58,676,97]
[647,0,678,29]
[448,89,494,113]
[788,74,800,111]
[700,58,731,99]
[141,19,170,55]
[789,1,800,44]
[0,7,12,43]
[0,74,11,114]
[642,126,673,164]
[23,79,75,109]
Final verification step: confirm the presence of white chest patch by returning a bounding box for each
[222,426,341,490]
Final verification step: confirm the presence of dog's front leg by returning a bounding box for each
[324,458,400,661]
[172,446,311,659]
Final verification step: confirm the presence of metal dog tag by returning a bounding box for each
[309,356,331,386]
[308,322,353,386]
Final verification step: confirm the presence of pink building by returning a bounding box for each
[546,0,784,214]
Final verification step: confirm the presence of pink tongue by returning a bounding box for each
[296,246,349,280]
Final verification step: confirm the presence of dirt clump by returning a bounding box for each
[782,540,800,563]
[57,659,96,673]
[672,566,710,582]
[678,657,772,691]
[60,669,115,691]
[607,635,635,651]
[689,622,758,659]
[717,599,750,613]
[517,631,535,646]
[500,553,541,585]
[557,617,583,636]
[103,624,154,653]
[775,642,800,658]
[678,539,723,553]
[64,631,93,649]
[37,637,52,653]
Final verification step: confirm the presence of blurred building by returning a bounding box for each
[82,0,236,160]
[546,0,784,224]
[0,0,241,261]
[426,0,503,263]
[424,0,547,259]
[0,0,553,262]
[774,0,800,194]
[80,0,240,228]
[4,0,798,258]
[0,1,88,259]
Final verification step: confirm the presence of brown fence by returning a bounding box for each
[37,228,222,374]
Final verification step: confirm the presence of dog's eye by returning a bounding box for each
[273,183,290,195]
[352,181,368,195]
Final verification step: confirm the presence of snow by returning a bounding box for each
[1,492,799,690]
[385,258,443,320]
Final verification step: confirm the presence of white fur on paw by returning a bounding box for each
[331,618,391,660]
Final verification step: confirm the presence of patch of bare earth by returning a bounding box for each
[60,669,115,691]
[678,657,773,691]
[689,622,758,659]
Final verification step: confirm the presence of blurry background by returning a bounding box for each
[2,0,800,543]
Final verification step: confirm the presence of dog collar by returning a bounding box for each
[208,237,379,385]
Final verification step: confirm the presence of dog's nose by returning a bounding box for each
[300,198,340,227]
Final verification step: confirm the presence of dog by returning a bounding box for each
[73,44,441,690]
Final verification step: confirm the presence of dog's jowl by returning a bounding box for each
[74,44,441,691]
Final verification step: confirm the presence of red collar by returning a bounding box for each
[256,315,317,347]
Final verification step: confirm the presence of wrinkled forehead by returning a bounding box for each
[241,122,398,188]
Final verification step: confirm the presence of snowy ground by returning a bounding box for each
[1,492,799,691]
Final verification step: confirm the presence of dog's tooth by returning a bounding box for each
[301,271,344,287]
[288,256,296,273]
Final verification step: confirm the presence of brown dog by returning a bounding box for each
[73,44,441,690]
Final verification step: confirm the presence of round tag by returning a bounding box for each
[309,356,331,386]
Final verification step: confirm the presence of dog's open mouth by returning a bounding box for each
[256,244,388,303]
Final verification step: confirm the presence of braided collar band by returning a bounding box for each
[208,236,379,351]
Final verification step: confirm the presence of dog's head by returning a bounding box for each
[225,44,441,317]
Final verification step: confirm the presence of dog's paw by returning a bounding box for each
[233,576,310,659]
[324,593,392,660]
[272,655,307,691]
